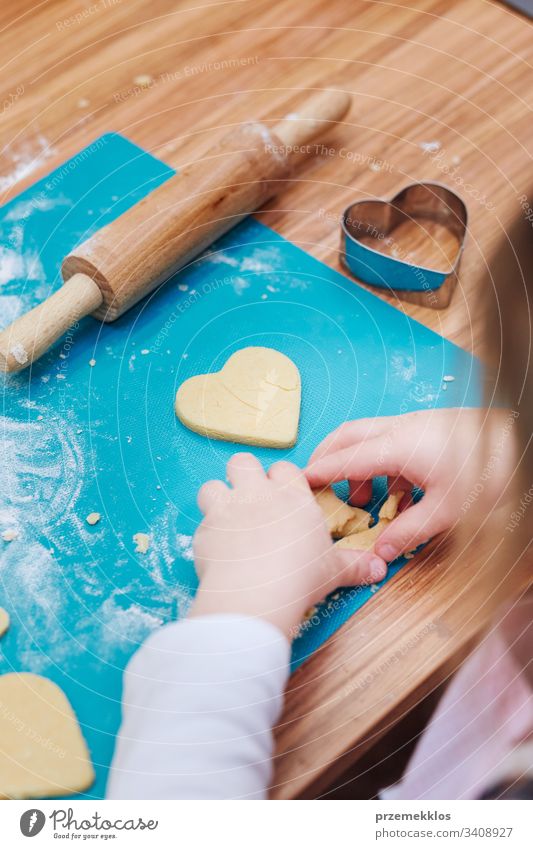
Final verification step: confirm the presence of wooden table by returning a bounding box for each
[1,0,532,799]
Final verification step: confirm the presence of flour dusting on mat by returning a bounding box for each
[4,194,70,222]
[391,354,416,382]
[131,511,195,619]
[0,295,24,326]
[2,541,71,672]
[0,412,89,670]
[232,276,249,294]
[176,533,194,561]
[92,595,162,661]
[0,415,85,531]
[240,256,274,274]
[203,252,239,268]
[202,245,284,277]
[0,247,46,288]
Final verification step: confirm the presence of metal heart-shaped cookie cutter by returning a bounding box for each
[340,182,468,309]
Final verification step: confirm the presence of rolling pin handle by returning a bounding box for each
[273,90,351,148]
[0,273,103,373]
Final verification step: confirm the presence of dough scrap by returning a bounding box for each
[175,347,301,448]
[2,528,19,542]
[86,512,101,526]
[0,608,9,638]
[378,490,404,520]
[335,491,404,553]
[336,520,388,550]
[133,532,150,554]
[313,487,371,537]
[0,673,94,799]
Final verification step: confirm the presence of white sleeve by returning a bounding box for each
[106,614,291,800]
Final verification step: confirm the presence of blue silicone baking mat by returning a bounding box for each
[0,134,481,798]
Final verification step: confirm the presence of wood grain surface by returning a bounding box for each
[1,0,532,799]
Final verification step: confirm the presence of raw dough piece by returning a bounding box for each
[336,491,404,553]
[313,487,371,537]
[175,347,301,448]
[86,512,101,526]
[0,608,9,638]
[378,490,404,520]
[336,521,388,551]
[1,528,18,542]
[133,532,150,554]
[0,673,94,799]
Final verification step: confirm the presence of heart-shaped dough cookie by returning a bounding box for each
[0,673,94,799]
[175,347,301,448]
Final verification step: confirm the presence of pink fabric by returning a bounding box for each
[383,605,533,800]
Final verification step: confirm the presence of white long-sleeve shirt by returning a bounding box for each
[108,602,533,800]
[106,615,290,800]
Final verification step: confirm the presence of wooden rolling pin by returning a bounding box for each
[0,90,351,372]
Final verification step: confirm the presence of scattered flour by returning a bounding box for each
[0,414,85,531]
[0,247,46,287]
[419,140,441,153]
[391,354,416,382]
[176,533,194,561]
[204,252,239,268]
[202,245,283,277]
[240,256,274,274]
[1,540,70,672]
[9,343,28,365]
[0,135,55,196]
[4,194,70,222]
[90,595,162,662]
[232,277,249,294]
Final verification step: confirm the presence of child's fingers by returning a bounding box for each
[375,496,447,562]
[268,460,310,491]
[197,480,230,514]
[306,436,405,488]
[308,417,393,466]
[333,548,388,587]
[226,452,265,488]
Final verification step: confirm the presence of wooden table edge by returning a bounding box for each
[270,534,532,799]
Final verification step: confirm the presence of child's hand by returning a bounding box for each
[189,453,387,638]
[306,408,502,563]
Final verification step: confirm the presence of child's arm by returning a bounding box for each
[107,453,385,799]
[306,407,511,562]
[107,612,290,799]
